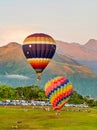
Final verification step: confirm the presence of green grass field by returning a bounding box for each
[0,106,97,130]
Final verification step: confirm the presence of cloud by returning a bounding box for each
[4,73,30,80]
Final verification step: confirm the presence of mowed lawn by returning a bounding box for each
[0,106,97,130]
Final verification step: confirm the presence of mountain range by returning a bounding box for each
[56,39,97,73]
[0,40,97,97]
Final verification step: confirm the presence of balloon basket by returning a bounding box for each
[37,76,41,81]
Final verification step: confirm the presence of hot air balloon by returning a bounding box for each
[22,33,56,80]
[45,76,73,111]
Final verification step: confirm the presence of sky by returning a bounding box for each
[0,0,97,46]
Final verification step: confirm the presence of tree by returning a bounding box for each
[38,90,46,100]
[69,91,84,104]
[0,85,15,100]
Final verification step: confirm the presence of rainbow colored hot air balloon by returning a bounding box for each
[45,76,73,111]
[22,33,56,80]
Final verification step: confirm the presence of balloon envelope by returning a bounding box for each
[22,33,56,80]
[45,76,73,111]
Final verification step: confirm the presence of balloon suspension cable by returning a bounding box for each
[37,74,41,81]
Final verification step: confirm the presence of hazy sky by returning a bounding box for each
[0,0,97,46]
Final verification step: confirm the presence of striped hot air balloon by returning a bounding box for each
[22,33,56,80]
[45,76,73,111]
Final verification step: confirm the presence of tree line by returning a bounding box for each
[0,85,46,101]
[0,85,97,107]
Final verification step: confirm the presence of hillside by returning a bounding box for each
[0,42,97,97]
[56,39,97,73]
[56,39,97,60]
